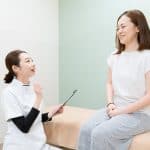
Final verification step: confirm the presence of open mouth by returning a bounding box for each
[31,68,36,72]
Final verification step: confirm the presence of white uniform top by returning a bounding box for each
[1,79,50,150]
[107,50,150,115]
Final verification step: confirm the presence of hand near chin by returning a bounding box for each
[33,83,43,100]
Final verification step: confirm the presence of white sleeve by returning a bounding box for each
[107,54,114,69]
[1,89,23,121]
[107,50,118,68]
[144,53,150,74]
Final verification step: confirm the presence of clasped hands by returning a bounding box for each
[106,103,123,118]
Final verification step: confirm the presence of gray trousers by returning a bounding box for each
[77,108,150,150]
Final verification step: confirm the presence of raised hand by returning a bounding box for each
[33,83,43,109]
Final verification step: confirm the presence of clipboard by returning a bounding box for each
[62,89,78,106]
[52,89,78,116]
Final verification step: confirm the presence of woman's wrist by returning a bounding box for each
[106,102,114,107]
[48,112,53,118]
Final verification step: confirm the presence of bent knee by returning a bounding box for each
[91,126,113,140]
[79,122,95,136]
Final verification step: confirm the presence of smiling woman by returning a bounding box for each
[1,50,63,150]
[4,50,35,84]
[77,9,150,150]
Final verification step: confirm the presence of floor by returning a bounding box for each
[0,144,2,150]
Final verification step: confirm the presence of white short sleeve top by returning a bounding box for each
[107,50,150,115]
[1,79,50,150]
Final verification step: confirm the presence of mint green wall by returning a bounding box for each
[59,0,150,109]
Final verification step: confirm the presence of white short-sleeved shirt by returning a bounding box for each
[107,50,150,115]
[1,79,50,150]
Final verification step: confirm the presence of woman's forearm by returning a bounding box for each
[122,94,150,114]
[106,68,114,104]
[12,107,40,133]
[106,83,114,104]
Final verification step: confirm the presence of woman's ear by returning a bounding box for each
[12,65,19,74]
[136,26,139,33]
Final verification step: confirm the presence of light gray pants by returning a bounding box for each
[77,108,150,150]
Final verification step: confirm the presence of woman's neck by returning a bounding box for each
[16,76,30,84]
[125,39,139,52]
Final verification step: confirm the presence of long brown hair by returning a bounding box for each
[4,50,27,83]
[115,10,150,54]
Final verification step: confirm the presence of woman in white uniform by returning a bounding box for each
[1,50,63,150]
[77,10,150,150]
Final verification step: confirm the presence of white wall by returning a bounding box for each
[0,0,58,143]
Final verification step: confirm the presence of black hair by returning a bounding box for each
[4,50,27,83]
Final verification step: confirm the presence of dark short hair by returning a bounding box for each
[4,50,27,83]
